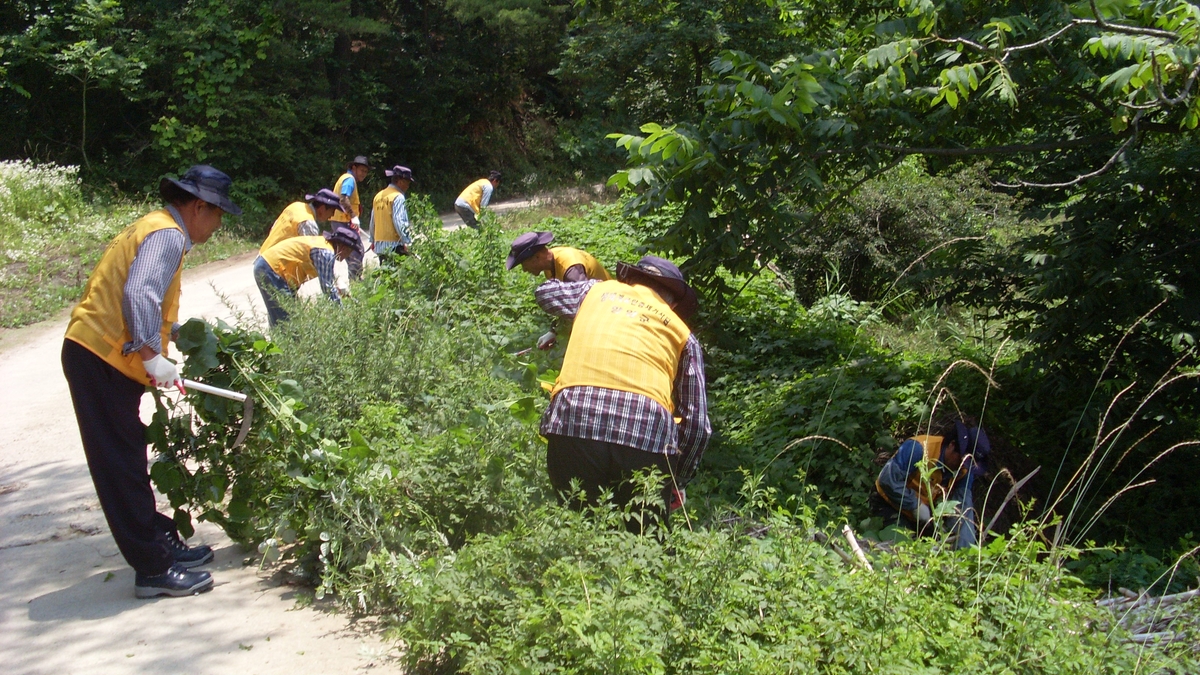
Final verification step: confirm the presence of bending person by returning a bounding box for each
[873,420,990,549]
[254,226,362,327]
[259,189,346,255]
[62,165,241,598]
[535,256,711,533]
[454,170,500,229]
[507,230,609,349]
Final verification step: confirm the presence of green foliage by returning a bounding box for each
[0,159,144,327]
[395,500,1186,674]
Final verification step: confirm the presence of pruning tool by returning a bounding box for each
[183,379,255,449]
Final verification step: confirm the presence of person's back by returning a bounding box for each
[261,235,332,288]
[260,201,315,255]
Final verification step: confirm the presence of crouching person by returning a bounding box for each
[535,256,711,533]
[62,165,241,598]
[253,226,362,327]
[873,420,991,549]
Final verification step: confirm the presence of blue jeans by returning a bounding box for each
[253,256,293,327]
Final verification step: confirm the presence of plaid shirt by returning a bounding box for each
[535,279,712,485]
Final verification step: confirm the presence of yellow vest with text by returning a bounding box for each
[457,178,491,214]
[372,185,403,243]
[260,201,316,254]
[875,435,966,517]
[64,210,184,385]
[546,247,610,281]
[551,280,691,413]
[331,173,359,222]
[261,236,333,289]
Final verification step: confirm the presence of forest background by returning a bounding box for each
[4,0,1200,669]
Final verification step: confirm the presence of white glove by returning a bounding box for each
[350,216,361,228]
[144,354,185,392]
[916,503,932,526]
[536,331,557,350]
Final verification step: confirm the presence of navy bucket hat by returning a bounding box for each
[306,188,346,212]
[506,231,554,270]
[325,225,363,252]
[616,255,699,321]
[159,165,242,215]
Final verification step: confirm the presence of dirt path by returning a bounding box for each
[0,253,402,675]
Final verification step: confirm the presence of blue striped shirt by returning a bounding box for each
[121,206,191,355]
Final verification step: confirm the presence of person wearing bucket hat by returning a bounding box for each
[454,170,501,229]
[533,255,710,534]
[331,156,372,279]
[507,231,610,348]
[371,166,415,258]
[61,164,242,599]
[253,225,362,327]
[872,417,990,549]
[259,188,346,256]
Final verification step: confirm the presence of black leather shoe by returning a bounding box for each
[134,564,214,598]
[162,529,214,568]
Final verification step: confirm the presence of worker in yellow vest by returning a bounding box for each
[259,189,346,255]
[873,420,990,549]
[453,170,501,229]
[253,226,362,327]
[332,156,371,278]
[506,230,610,349]
[371,165,415,258]
[535,255,711,533]
[61,165,241,599]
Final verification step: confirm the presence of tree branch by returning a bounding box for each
[873,135,1114,156]
[1086,0,1179,41]
[992,120,1141,189]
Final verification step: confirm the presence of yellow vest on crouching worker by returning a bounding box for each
[259,201,316,255]
[551,280,691,413]
[457,178,491,214]
[372,185,403,243]
[546,247,610,281]
[64,210,184,385]
[331,173,359,223]
[875,435,965,517]
[260,236,333,289]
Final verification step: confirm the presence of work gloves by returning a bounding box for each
[144,354,186,392]
[350,216,361,228]
[537,331,557,350]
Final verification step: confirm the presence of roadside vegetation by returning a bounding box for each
[145,194,1199,672]
[0,160,260,328]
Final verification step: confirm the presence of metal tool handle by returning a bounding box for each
[182,379,248,402]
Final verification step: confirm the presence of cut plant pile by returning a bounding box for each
[149,201,1199,673]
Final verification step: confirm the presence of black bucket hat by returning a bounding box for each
[159,165,242,215]
[306,188,347,213]
[506,231,554,270]
[616,255,698,321]
[349,155,371,169]
[325,225,363,252]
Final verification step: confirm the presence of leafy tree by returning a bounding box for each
[6,0,145,169]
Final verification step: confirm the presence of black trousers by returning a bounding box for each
[545,434,677,534]
[62,339,175,575]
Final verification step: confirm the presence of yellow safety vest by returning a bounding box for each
[552,280,691,413]
[260,201,316,255]
[372,185,403,243]
[331,172,359,222]
[64,210,184,385]
[546,247,610,281]
[457,178,491,214]
[876,435,967,518]
[260,236,334,289]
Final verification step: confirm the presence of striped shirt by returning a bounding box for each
[121,206,191,355]
[535,279,711,485]
[374,190,412,254]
